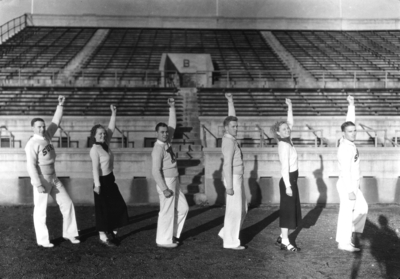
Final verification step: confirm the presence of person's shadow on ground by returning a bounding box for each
[290,155,327,245]
[213,158,225,205]
[351,216,400,279]
[248,155,262,207]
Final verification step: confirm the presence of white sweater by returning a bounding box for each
[337,105,359,193]
[90,128,114,187]
[25,105,63,187]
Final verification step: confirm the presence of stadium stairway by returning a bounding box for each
[262,31,318,88]
[174,88,206,205]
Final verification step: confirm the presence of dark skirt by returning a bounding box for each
[279,170,302,229]
[94,172,129,232]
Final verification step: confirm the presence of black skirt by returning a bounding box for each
[279,170,302,229]
[94,172,129,232]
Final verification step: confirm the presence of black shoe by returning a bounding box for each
[351,232,360,248]
[173,237,181,244]
[100,239,117,247]
[275,236,282,247]
[107,232,120,245]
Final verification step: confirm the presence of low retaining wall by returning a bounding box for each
[203,147,400,205]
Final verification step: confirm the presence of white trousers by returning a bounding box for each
[336,186,368,244]
[33,174,79,245]
[218,174,248,248]
[156,176,189,245]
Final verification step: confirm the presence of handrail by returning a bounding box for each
[0,14,27,44]
[114,126,125,148]
[0,125,15,148]
[305,124,324,148]
[290,129,323,148]
[58,125,70,148]
[202,125,218,148]
[255,124,265,147]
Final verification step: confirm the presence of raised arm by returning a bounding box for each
[225,93,236,117]
[286,98,293,129]
[168,98,176,141]
[106,104,116,144]
[346,95,355,123]
[47,95,65,138]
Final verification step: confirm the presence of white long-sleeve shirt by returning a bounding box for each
[90,128,114,187]
[25,105,63,187]
[152,106,178,191]
[337,105,359,193]
[278,105,298,187]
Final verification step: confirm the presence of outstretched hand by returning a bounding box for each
[347,95,354,106]
[110,104,117,113]
[285,98,292,107]
[225,93,233,101]
[168,98,175,107]
[58,95,65,106]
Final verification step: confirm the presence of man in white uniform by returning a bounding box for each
[152,98,189,248]
[25,95,80,248]
[218,93,247,250]
[336,95,368,252]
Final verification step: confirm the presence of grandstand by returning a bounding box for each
[1,13,400,207]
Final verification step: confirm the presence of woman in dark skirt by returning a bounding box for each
[270,98,302,252]
[89,104,129,247]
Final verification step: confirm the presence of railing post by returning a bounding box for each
[353,72,357,89]
[114,71,117,87]
[260,129,264,148]
[375,132,377,147]
[202,126,207,148]
[385,71,388,88]
[145,71,148,86]
[227,71,229,88]
[18,68,21,85]
[320,131,324,147]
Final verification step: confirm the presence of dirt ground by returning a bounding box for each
[0,204,400,279]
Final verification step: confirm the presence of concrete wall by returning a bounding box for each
[204,147,400,206]
[0,148,157,206]
[28,14,400,31]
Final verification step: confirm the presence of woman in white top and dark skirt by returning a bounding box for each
[89,104,129,247]
[270,98,302,252]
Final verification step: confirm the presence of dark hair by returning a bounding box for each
[341,121,356,132]
[90,124,107,147]
[155,122,168,132]
[270,121,289,139]
[31,118,45,127]
[223,116,238,127]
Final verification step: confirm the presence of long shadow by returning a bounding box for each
[357,216,400,279]
[213,158,225,205]
[248,155,262,207]
[180,216,225,241]
[240,210,280,245]
[77,210,159,242]
[290,155,327,244]
[118,206,216,242]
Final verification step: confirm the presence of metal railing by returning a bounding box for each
[0,68,295,87]
[336,129,387,147]
[318,70,400,88]
[0,14,27,44]
[202,125,218,148]
[0,126,19,148]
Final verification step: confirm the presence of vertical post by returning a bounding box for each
[67,132,70,148]
[396,131,398,147]
[320,130,324,147]
[353,72,356,88]
[145,71,148,86]
[227,71,230,88]
[18,68,21,85]
[202,126,207,148]
[260,129,264,148]
[385,71,388,88]
[374,131,377,147]
[115,71,117,87]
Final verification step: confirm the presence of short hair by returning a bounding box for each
[31,118,45,127]
[223,116,238,127]
[270,121,289,139]
[155,122,168,132]
[89,124,107,146]
[341,121,356,132]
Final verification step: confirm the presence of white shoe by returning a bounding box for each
[38,243,54,248]
[64,237,80,244]
[338,243,360,252]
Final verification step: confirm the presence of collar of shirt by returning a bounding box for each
[224,133,236,141]
[33,134,45,140]
[156,139,171,149]
[341,137,356,147]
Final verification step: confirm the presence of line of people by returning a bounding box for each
[24,94,368,253]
